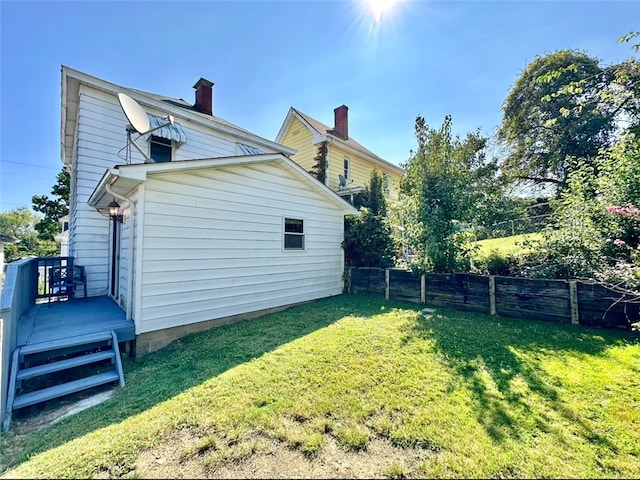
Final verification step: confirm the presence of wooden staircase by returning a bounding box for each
[3,330,125,430]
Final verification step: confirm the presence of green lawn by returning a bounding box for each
[1,294,639,478]
[473,232,543,258]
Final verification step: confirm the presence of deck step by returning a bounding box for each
[3,329,126,431]
[16,351,116,381]
[20,331,114,356]
[12,371,120,410]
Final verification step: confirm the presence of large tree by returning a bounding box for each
[401,115,502,272]
[498,50,615,191]
[32,167,69,241]
[343,169,395,268]
[0,207,57,262]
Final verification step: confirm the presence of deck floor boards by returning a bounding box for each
[17,296,135,348]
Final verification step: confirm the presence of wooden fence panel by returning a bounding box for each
[350,268,385,297]
[494,276,571,323]
[577,282,638,328]
[346,268,639,330]
[425,273,490,314]
[389,269,421,303]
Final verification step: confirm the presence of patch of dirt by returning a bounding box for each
[135,431,435,479]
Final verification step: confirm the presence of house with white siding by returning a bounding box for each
[62,66,357,353]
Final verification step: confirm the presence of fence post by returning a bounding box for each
[385,269,390,300]
[489,275,496,316]
[421,274,426,304]
[569,280,579,325]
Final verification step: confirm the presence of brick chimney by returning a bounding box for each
[193,78,214,115]
[332,105,348,140]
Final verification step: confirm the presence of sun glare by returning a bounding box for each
[365,0,399,23]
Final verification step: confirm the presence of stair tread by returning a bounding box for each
[13,371,120,410]
[17,350,116,381]
[20,331,114,356]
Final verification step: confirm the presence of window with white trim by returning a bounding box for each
[383,173,390,193]
[149,135,172,163]
[284,218,305,250]
[343,158,350,179]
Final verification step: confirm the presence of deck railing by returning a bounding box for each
[0,257,39,424]
[36,256,74,300]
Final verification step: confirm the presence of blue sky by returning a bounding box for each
[1,0,638,213]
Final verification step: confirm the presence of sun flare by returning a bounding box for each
[365,0,400,23]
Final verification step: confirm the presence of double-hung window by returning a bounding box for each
[284,218,305,251]
[343,158,350,179]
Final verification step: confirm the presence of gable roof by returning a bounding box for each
[88,153,358,216]
[61,66,295,167]
[276,107,404,175]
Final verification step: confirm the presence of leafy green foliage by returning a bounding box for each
[32,168,69,241]
[533,134,640,281]
[400,115,501,273]
[0,207,57,262]
[308,141,328,184]
[343,170,394,267]
[499,50,615,190]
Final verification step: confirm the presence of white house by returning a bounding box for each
[62,67,357,353]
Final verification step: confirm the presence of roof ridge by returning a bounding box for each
[290,107,403,172]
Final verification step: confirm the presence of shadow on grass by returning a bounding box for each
[1,294,381,472]
[403,307,638,447]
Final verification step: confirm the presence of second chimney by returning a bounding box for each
[333,105,348,140]
[193,78,214,115]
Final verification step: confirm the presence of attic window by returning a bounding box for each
[150,136,172,163]
[383,174,390,193]
[344,158,350,179]
[284,218,305,251]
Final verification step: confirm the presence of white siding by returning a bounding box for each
[70,85,280,299]
[137,161,345,334]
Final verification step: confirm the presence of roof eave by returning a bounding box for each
[61,66,295,159]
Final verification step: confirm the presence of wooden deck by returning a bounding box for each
[17,296,135,349]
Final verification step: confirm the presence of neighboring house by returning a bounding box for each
[62,67,357,353]
[54,215,69,257]
[276,106,405,201]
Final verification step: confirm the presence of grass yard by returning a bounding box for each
[1,294,639,478]
[473,232,543,259]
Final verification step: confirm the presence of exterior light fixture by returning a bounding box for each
[107,199,123,222]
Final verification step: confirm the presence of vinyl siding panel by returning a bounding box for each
[279,116,401,197]
[137,161,345,334]
[280,117,319,178]
[69,84,280,301]
[327,143,401,198]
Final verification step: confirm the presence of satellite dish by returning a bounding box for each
[117,92,177,164]
[339,174,347,188]
[118,93,151,134]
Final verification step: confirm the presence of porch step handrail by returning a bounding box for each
[1,257,39,427]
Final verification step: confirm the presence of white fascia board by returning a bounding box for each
[275,108,296,143]
[61,66,295,157]
[282,109,326,144]
[91,153,358,216]
[117,153,285,178]
[87,167,145,208]
[61,66,82,167]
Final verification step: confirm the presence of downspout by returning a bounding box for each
[105,183,135,321]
